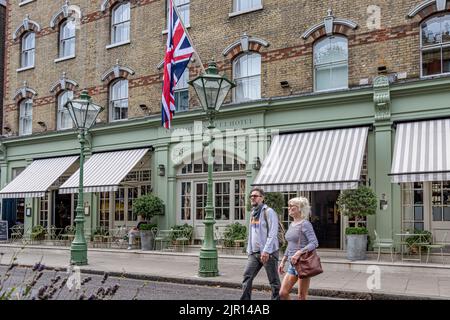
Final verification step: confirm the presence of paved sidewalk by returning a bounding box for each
[1,244,449,300]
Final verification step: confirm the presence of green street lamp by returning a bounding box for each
[64,89,103,265]
[189,61,235,277]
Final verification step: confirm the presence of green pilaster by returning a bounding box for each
[373,75,394,242]
[154,144,171,228]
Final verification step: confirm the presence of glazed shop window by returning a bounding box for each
[234,179,246,220]
[180,154,246,174]
[19,99,33,136]
[59,19,76,58]
[174,69,189,112]
[421,14,450,77]
[167,0,190,28]
[432,181,450,222]
[57,90,74,130]
[21,32,35,68]
[233,52,261,102]
[195,182,207,220]
[181,182,192,220]
[215,182,230,220]
[111,2,130,44]
[233,0,262,12]
[39,193,50,228]
[314,36,348,92]
[401,182,425,231]
[110,79,128,121]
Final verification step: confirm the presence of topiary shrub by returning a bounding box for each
[132,194,164,223]
[337,185,377,234]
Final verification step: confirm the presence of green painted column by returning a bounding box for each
[153,144,171,229]
[373,75,394,243]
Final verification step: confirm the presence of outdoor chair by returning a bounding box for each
[175,228,193,252]
[425,232,448,264]
[61,225,76,246]
[10,224,24,243]
[30,225,47,243]
[154,229,172,251]
[373,230,395,262]
[111,226,128,249]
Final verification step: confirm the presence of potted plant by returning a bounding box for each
[405,229,432,254]
[337,185,377,261]
[223,222,247,253]
[132,194,164,251]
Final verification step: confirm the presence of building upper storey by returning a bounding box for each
[2,0,449,137]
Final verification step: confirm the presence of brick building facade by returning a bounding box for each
[0,0,438,135]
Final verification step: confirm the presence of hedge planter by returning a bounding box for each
[346,234,368,261]
[140,230,154,251]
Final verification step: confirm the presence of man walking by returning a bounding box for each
[240,187,281,300]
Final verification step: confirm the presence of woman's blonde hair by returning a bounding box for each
[288,197,311,220]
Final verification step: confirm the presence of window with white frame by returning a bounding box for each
[421,14,450,77]
[178,154,247,223]
[431,181,450,222]
[314,36,348,92]
[174,69,189,112]
[111,2,130,44]
[19,99,33,136]
[59,19,76,58]
[39,193,50,228]
[233,53,261,102]
[21,32,35,68]
[110,79,128,121]
[167,0,190,28]
[57,90,74,130]
[401,182,425,231]
[233,0,261,13]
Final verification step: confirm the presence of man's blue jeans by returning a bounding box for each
[240,251,280,300]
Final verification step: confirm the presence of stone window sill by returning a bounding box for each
[17,65,35,73]
[54,55,76,63]
[19,0,36,6]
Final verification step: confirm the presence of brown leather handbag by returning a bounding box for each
[293,222,323,279]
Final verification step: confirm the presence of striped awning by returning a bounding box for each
[390,119,450,183]
[59,148,149,194]
[252,127,369,192]
[0,156,79,199]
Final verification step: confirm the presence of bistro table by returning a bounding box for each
[395,233,430,262]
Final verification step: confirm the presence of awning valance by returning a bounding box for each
[59,148,149,194]
[252,127,369,192]
[390,119,450,183]
[0,156,79,199]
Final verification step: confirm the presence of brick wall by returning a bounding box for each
[1,0,437,135]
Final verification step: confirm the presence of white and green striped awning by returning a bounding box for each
[390,119,450,183]
[252,127,369,192]
[0,156,79,199]
[59,148,149,194]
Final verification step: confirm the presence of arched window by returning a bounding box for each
[19,99,33,136]
[421,14,450,77]
[111,2,130,44]
[59,20,76,58]
[314,36,348,92]
[57,90,74,130]
[21,32,35,68]
[233,53,261,102]
[110,79,128,121]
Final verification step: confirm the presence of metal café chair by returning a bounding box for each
[425,232,448,264]
[372,230,395,262]
[10,224,24,243]
[154,229,172,251]
[175,228,192,252]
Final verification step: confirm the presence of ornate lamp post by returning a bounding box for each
[64,89,103,265]
[189,62,235,277]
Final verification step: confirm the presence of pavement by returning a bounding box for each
[1,243,450,300]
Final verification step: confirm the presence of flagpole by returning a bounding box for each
[171,0,206,74]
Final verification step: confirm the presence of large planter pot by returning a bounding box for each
[140,230,154,251]
[346,234,368,261]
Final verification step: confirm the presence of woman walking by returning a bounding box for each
[278,197,319,300]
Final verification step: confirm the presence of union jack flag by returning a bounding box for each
[161,0,194,129]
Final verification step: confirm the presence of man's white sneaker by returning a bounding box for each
[127,246,132,250]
